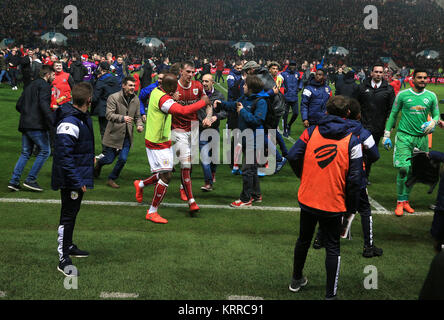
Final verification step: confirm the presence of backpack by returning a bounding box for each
[254,67,286,129]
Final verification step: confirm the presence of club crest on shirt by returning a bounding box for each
[193,88,199,95]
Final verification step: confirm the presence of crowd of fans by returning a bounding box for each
[0,0,443,71]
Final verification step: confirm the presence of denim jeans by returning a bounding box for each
[10,130,51,185]
[199,134,217,185]
[0,70,12,85]
[98,135,131,181]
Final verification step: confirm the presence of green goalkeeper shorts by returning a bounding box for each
[393,131,429,168]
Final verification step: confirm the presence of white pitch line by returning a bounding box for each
[215,83,228,93]
[0,197,434,216]
[100,292,139,299]
[368,195,390,214]
[277,128,296,144]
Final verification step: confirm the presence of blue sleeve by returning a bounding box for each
[55,128,83,188]
[300,87,312,121]
[227,74,236,89]
[139,86,150,115]
[346,136,364,213]
[429,151,444,163]
[221,100,237,112]
[317,57,324,70]
[239,99,267,127]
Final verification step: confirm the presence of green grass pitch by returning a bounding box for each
[0,77,444,300]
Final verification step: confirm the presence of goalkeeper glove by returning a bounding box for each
[382,130,392,150]
[421,120,436,134]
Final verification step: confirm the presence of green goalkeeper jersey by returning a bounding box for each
[385,88,439,136]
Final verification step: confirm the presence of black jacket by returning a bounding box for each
[357,78,395,138]
[70,60,88,83]
[91,73,121,117]
[140,62,153,89]
[335,72,359,99]
[16,78,54,132]
[201,63,211,76]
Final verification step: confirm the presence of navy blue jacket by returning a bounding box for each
[92,73,121,117]
[51,103,95,190]
[347,119,380,187]
[112,62,125,85]
[300,78,332,124]
[227,69,243,101]
[287,114,363,214]
[429,151,444,212]
[281,68,303,102]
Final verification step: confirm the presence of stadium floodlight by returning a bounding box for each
[51,37,57,43]
[149,43,153,47]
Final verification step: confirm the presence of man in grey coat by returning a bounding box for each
[94,76,144,188]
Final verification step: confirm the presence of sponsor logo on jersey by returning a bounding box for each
[410,105,426,111]
[314,144,337,169]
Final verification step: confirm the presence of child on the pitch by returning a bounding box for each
[213,75,268,207]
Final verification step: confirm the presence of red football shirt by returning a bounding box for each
[172,80,205,132]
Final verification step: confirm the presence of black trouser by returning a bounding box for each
[57,188,84,261]
[215,70,224,83]
[9,68,18,87]
[283,100,299,131]
[316,187,373,247]
[240,160,261,202]
[293,208,342,299]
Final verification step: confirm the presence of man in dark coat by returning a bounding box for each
[70,54,88,84]
[335,70,359,99]
[91,62,121,145]
[357,63,396,181]
[8,65,55,192]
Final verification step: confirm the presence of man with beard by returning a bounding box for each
[383,69,439,216]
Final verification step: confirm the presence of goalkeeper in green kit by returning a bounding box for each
[383,69,439,216]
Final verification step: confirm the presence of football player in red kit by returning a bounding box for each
[172,61,212,214]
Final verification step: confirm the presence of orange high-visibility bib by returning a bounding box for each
[298,126,352,213]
